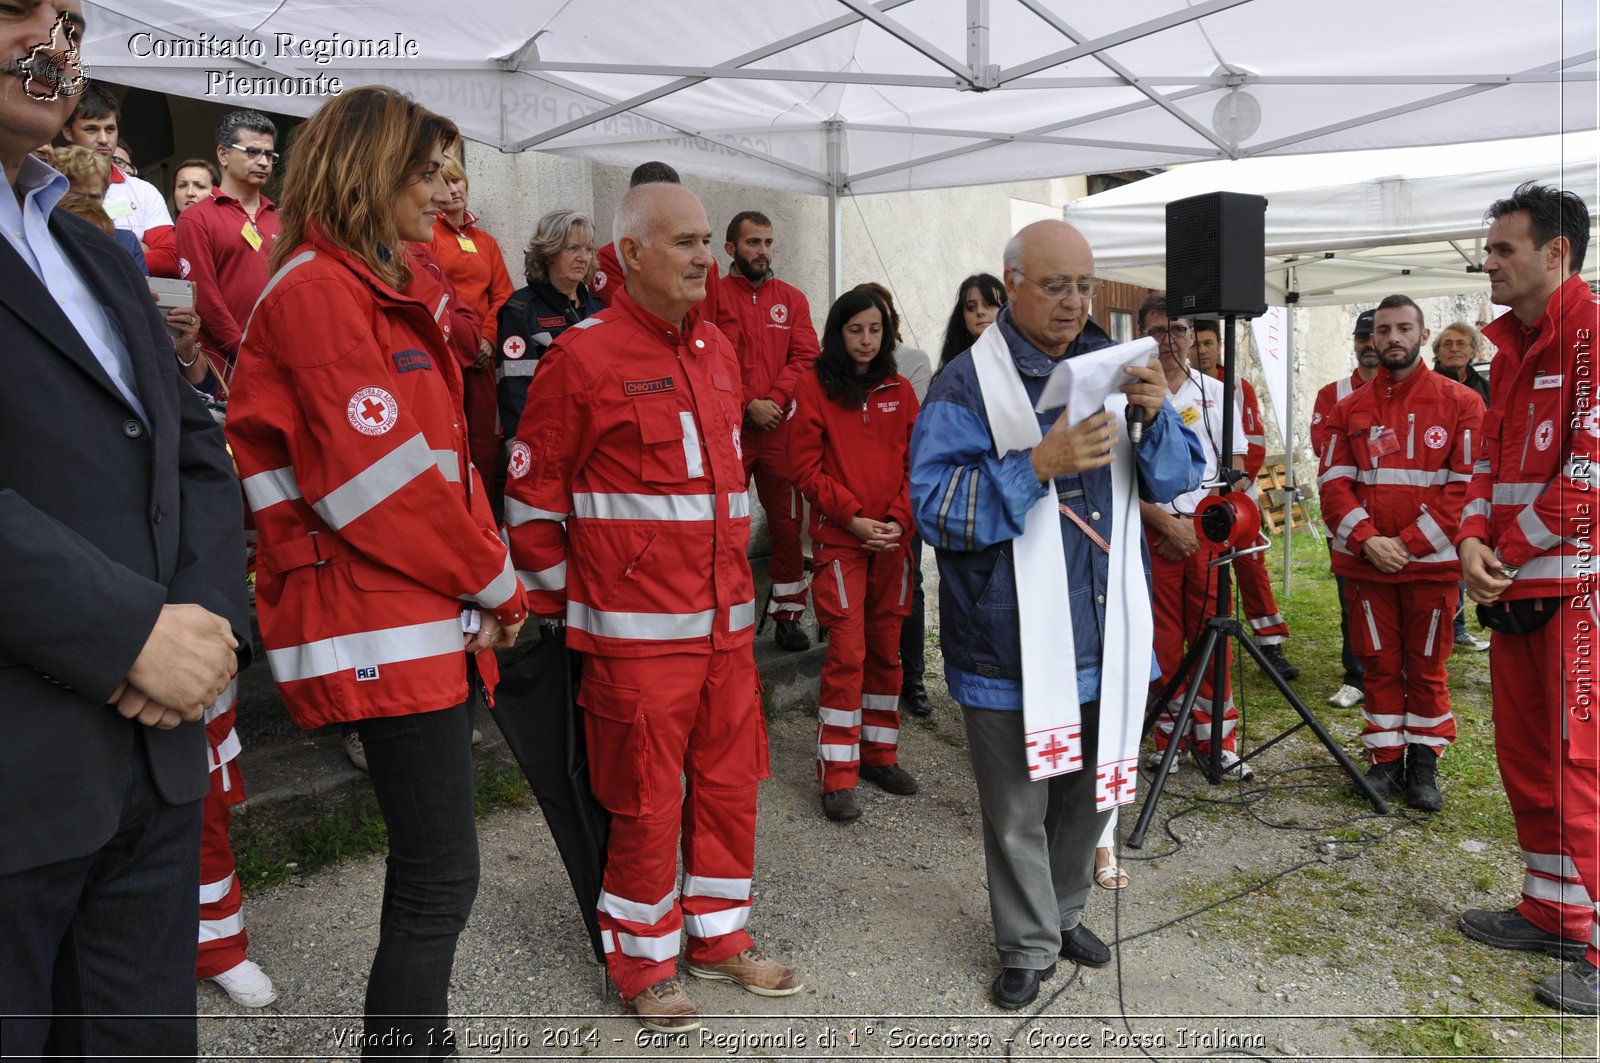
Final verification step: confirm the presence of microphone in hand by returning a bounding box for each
[1126,400,1144,447]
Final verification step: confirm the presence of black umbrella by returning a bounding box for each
[491,624,609,963]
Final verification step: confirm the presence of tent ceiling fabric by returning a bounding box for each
[1063,133,1600,306]
[84,0,1596,195]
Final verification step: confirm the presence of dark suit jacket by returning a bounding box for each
[0,209,249,877]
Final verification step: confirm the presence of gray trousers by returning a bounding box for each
[962,704,1112,970]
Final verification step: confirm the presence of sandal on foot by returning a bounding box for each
[1094,863,1129,890]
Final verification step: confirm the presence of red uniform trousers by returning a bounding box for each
[1235,537,1290,644]
[1147,533,1236,755]
[810,543,913,792]
[196,734,248,980]
[1341,578,1457,763]
[1490,599,1600,965]
[743,428,807,618]
[581,648,767,1000]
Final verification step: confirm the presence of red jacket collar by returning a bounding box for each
[210,187,276,212]
[1483,272,1594,353]
[108,164,125,185]
[434,210,479,237]
[611,285,697,341]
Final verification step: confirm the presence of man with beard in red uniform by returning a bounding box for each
[1318,294,1482,811]
[721,210,821,650]
[1456,182,1599,1015]
[506,182,801,1033]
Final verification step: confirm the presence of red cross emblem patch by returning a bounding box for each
[508,441,532,479]
[769,302,788,325]
[1534,419,1555,451]
[347,386,398,436]
[503,335,527,360]
[592,270,608,292]
[1424,425,1448,450]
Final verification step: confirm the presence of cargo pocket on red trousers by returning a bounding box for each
[577,673,649,816]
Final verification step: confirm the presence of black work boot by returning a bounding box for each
[1351,757,1404,801]
[1404,744,1443,812]
[1258,642,1301,680]
[773,617,810,651]
[900,677,932,717]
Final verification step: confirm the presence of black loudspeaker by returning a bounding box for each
[1164,191,1267,318]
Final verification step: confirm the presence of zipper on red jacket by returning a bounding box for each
[1520,402,1535,471]
[1406,413,1415,460]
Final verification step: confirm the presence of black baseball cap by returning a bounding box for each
[1352,309,1376,336]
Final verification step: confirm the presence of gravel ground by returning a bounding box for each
[198,670,1599,1061]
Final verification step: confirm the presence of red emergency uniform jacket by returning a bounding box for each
[720,272,820,415]
[786,371,917,550]
[1319,363,1483,582]
[175,189,280,367]
[1310,369,1371,462]
[227,234,527,728]
[429,211,513,345]
[504,287,755,658]
[1461,273,1600,599]
[591,242,742,349]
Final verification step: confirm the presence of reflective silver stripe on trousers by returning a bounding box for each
[769,580,808,595]
[819,707,861,727]
[572,492,716,521]
[470,554,520,609]
[198,872,235,905]
[616,930,680,962]
[1525,850,1582,878]
[683,906,750,939]
[1523,872,1597,907]
[683,875,752,901]
[728,492,750,518]
[598,888,676,926]
[679,411,704,479]
[818,743,859,761]
[862,693,898,712]
[861,725,899,744]
[899,556,910,607]
[517,562,566,592]
[198,912,244,942]
[504,497,568,526]
[314,433,435,530]
[729,599,756,631]
[832,559,848,610]
[1362,600,1382,652]
[567,602,715,640]
[266,617,463,683]
[1422,608,1440,658]
[1249,613,1285,630]
[242,466,302,512]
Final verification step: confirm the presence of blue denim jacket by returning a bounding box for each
[908,309,1203,709]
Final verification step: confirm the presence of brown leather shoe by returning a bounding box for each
[628,977,702,1032]
[688,946,803,997]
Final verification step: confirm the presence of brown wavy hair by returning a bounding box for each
[269,86,459,290]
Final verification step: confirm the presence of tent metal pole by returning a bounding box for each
[1283,270,1296,596]
[826,119,845,303]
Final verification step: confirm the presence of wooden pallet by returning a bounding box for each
[1257,454,1315,534]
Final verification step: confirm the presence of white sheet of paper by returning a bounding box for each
[1033,336,1159,423]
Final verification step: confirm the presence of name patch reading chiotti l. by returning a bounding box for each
[624,376,676,396]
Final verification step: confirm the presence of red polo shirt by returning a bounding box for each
[175,188,281,365]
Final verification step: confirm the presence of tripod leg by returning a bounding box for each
[1128,628,1220,848]
[1233,633,1390,815]
[1140,624,1212,741]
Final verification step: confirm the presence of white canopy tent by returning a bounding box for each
[1063,132,1600,306]
[82,0,1597,295]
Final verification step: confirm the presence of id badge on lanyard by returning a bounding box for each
[1367,425,1400,460]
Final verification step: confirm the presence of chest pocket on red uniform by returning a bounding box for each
[1344,410,1379,469]
[635,400,702,484]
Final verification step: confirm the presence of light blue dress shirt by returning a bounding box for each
[1,154,147,423]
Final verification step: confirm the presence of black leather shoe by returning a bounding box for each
[900,678,932,717]
[1460,908,1586,960]
[1060,923,1111,967]
[773,618,810,651]
[1258,642,1301,680]
[991,963,1054,1009]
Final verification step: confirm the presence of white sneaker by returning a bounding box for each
[1190,748,1255,781]
[1144,749,1181,772]
[210,959,278,1007]
[1327,684,1365,709]
[1454,631,1491,652]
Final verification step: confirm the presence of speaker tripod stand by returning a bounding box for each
[1125,314,1388,850]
